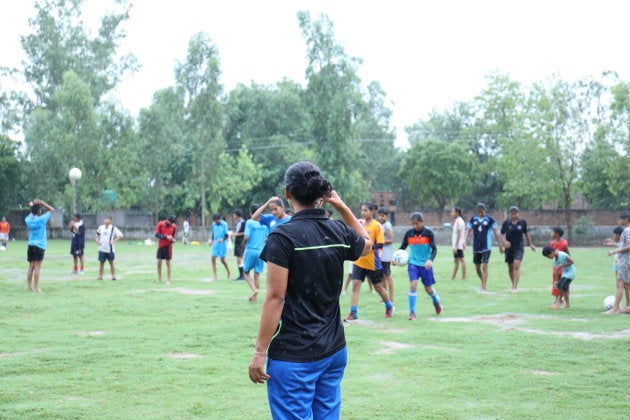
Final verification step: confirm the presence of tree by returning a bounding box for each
[399,140,476,211]
[223,81,313,205]
[527,76,606,241]
[174,32,225,225]
[22,70,103,211]
[20,0,136,109]
[298,11,368,207]
[136,87,186,219]
[0,135,22,213]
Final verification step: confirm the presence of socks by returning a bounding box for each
[408,291,417,313]
[430,290,440,304]
[350,305,358,315]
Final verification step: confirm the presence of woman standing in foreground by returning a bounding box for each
[248,161,372,419]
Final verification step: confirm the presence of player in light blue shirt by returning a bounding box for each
[543,246,576,309]
[243,204,269,301]
[252,196,291,232]
[208,214,231,280]
[25,199,55,292]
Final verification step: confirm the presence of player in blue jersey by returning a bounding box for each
[465,203,504,292]
[396,212,441,320]
[242,204,269,301]
[25,199,55,292]
[252,196,291,232]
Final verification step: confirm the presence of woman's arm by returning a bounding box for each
[248,262,288,384]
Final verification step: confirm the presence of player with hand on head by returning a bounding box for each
[25,199,55,292]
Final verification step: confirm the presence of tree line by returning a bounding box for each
[0,0,628,226]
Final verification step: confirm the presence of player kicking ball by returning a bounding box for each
[395,212,441,320]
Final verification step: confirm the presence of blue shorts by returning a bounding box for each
[243,248,264,273]
[267,347,347,420]
[408,264,436,287]
[211,241,227,258]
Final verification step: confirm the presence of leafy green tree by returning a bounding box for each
[399,139,476,210]
[353,81,400,193]
[298,11,368,207]
[136,87,186,219]
[223,81,313,205]
[21,0,136,109]
[22,71,102,211]
[174,32,225,225]
[527,76,606,241]
[0,135,23,213]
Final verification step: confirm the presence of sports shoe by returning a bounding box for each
[385,307,393,318]
[344,312,358,321]
[79,270,84,275]
[71,270,79,275]
[97,277,103,281]
[408,312,416,321]
[111,277,117,281]
[433,300,442,315]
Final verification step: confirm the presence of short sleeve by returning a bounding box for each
[260,232,293,269]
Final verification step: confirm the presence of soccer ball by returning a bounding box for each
[0,246,5,251]
[603,295,615,310]
[392,249,409,266]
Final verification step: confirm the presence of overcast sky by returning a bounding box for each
[1,0,629,147]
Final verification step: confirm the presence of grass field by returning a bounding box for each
[1,239,628,419]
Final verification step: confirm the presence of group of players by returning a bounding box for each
[16,197,630,317]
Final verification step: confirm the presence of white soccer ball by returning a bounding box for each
[603,295,615,310]
[392,249,409,266]
[69,167,82,181]
[0,246,5,251]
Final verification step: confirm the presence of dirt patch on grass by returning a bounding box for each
[77,331,106,336]
[166,352,201,359]
[532,370,558,376]
[433,313,630,340]
[131,288,214,295]
[376,341,415,354]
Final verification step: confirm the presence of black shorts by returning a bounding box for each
[473,251,491,265]
[381,261,391,276]
[234,242,245,258]
[156,245,172,260]
[351,265,383,285]
[453,249,464,259]
[70,245,84,257]
[27,245,45,262]
[504,247,524,263]
[98,252,115,263]
[556,277,573,292]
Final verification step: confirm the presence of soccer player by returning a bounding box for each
[345,202,394,320]
[397,212,441,320]
[242,205,268,301]
[450,207,466,281]
[69,213,85,274]
[604,211,630,314]
[0,216,10,248]
[376,207,394,304]
[230,209,246,280]
[208,214,231,281]
[465,202,504,292]
[155,215,177,284]
[25,199,55,292]
[95,216,123,281]
[248,161,371,419]
[252,196,291,232]
[500,206,536,291]
[542,245,576,309]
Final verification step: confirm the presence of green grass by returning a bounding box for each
[1,240,628,419]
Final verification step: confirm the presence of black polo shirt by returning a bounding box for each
[501,218,528,249]
[260,208,365,362]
